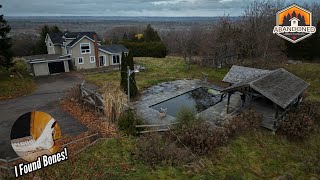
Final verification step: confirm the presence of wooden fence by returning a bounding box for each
[80,83,104,111]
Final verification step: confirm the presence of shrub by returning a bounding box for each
[174,109,260,155]
[117,109,144,136]
[176,122,229,155]
[118,110,136,135]
[223,110,261,137]
[279,104,315,140]
[136,133,194,167]
[121,41,167,58]
[9,58,29,75]
[175,107,199,129]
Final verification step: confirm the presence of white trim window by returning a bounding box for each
[90,56,96,63]
[80,43,91,54]
[112,55,120,64]
[78,57,84,64]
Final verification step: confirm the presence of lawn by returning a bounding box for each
[0,71,37,100]
[85,56,229,90]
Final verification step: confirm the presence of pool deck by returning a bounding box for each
[134,79,241,126]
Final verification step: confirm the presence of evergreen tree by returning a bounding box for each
[120,52,128,93]
[0,5,13,69]
[120,51,138,98]
[32,25,59,54]
[144,24,161,42]
[51,25,61,33]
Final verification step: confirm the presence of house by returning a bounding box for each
[289,17,300,27]
[23,31,129,76]
[222,65,309,131]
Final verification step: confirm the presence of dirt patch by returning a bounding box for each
[61,100,118,138]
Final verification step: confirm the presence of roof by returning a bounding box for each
[23,54,71,63]
[223,68,309,109]
[67,35,95,47]
[48,31,101,47]
[64,31,99,40]
[48,32,63,44]
[99,44,129,54]
[222,65,272,84]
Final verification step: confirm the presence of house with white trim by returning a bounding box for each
[24,31,128,76]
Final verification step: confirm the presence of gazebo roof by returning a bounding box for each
[222,65,272,84]
[223,67,309,109]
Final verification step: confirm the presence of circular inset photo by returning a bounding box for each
[10,111,62,162]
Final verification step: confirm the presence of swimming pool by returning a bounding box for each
[150,86,223,117]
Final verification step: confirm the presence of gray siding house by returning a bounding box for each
[24,31,128,76]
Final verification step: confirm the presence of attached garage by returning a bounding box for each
[23,54,70,76]
[48,61,65,74]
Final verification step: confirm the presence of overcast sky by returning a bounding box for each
[1,0,316,17]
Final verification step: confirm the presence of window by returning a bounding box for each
[80,43,91,54]
[90,56,95,63]
[49,43,52,47]
[113,55,120,64]
[78,57,84,64]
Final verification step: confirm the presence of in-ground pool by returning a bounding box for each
[150,86,224,117]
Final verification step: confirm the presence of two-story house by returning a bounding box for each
[24,31,128,76]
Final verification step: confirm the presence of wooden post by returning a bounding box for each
[275,104,279,119]
[227,92,231,114]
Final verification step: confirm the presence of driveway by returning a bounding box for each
[0,73,88,159]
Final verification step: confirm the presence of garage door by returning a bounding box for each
[48,61,65,74]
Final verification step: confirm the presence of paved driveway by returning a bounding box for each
[0,73,88,159]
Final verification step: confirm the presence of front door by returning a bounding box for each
[99,56,105,67]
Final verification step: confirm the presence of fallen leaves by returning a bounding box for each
[61,100,118,138]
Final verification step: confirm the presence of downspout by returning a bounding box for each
[93,34,99,68]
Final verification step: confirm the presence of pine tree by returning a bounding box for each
[144,24,161,42]
[120,52,128,93]
[120,51,138,98]
[0,5,13,69]
[32,25,55,54]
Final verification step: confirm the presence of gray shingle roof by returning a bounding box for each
[222,65,272,84]
[223,68,309,109]
[66,32,100,47]
[48,32,64,44]
[99,44,129,54]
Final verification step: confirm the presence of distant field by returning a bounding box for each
[7,16,219,37]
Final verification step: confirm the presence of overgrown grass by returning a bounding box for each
[0,71,37,100]
[17,128,320,179]
[284,63,320,101]
[85,56,228,90]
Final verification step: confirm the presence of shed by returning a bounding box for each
[222,66,309,131]
[23,54,71,76]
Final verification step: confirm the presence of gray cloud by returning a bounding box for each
[1,0,317,16]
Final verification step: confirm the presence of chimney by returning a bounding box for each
[93,34,99,68]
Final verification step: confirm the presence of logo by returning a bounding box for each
[10,111,62,162]
[273,4,316,43]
